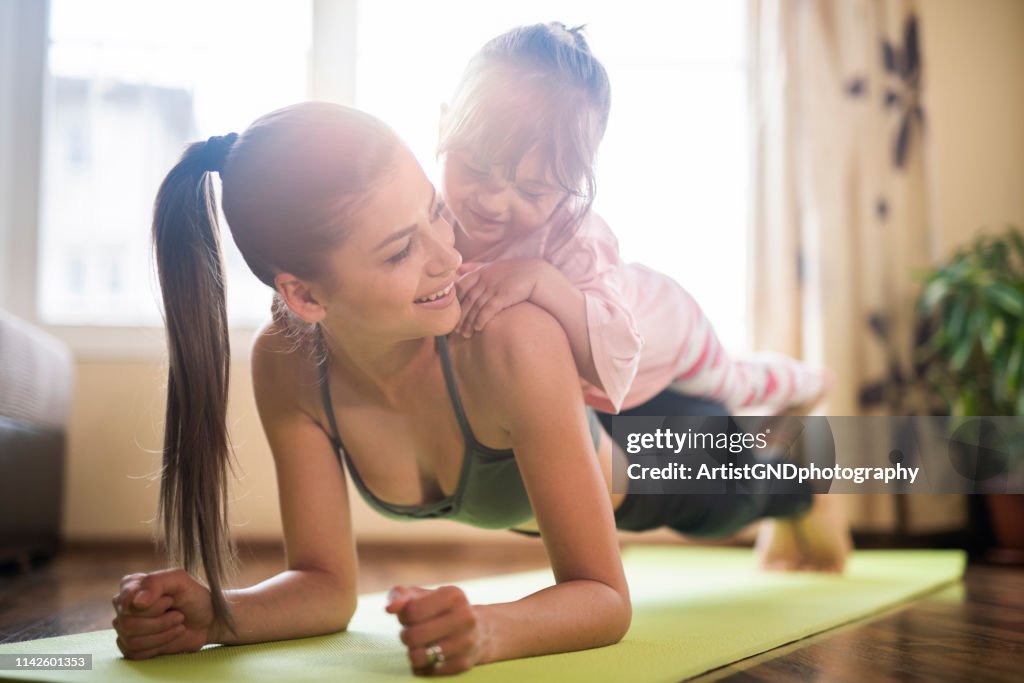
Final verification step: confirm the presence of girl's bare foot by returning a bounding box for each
[777,367,836,417]
[755,494,852,573]
[754,517,804,571]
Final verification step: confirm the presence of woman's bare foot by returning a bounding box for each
[755,494,852,573]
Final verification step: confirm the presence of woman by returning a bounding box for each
[111,102,848,676]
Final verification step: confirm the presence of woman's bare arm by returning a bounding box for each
[464,303,632,663]
[211,323,361,644]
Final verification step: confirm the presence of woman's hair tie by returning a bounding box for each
[200,132,239,174]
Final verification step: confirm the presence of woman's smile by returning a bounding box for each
[414,281,457,308]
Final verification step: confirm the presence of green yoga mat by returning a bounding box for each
[0,547,965,683]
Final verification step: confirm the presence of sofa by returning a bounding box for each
[0,310,74,569]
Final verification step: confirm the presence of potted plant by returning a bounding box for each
[917,225,1024,563]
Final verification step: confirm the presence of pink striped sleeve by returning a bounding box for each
[664,291,827,413]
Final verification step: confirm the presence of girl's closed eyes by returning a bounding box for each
[462,159,489,177]
[459,155,549,200]
[516,187,545,201]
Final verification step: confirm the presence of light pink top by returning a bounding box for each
[460,209,825,414]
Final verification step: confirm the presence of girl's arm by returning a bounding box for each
[456,213,643,413]
[396,304,631,668]
[457,259,599,390]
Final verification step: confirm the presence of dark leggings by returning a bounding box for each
[598,391,813,539]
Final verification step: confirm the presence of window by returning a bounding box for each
[28,0,749,354]
[40,0,312,328]
[357,0,750,349]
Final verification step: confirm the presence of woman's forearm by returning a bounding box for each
[210,569,355,646]
[474,578,631,664]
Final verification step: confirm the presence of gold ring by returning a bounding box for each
[424,643,445,670]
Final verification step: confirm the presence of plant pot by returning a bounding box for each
[985,494,1024,564]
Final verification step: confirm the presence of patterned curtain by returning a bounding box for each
[748,0,963,532]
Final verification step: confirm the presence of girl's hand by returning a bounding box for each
[111,568,215,659]
[385,585,485,676]
[455,260,551,337]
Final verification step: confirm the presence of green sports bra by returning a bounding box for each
[317,330,602,530]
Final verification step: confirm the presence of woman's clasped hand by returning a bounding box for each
[386,584,485,675]
[111,569,214,660]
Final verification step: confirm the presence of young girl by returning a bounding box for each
[440,22,830,418]
[111,102,847,676]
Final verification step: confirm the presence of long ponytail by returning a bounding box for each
[150,103,400,640]
[151,137,239,637]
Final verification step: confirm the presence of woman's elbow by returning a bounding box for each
[612,596,633,643]
[597,587,633,646]
[329,591,358,633]
[340,599,358,632]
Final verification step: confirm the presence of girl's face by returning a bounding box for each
[441,145,569,246]
[322,146,462,340]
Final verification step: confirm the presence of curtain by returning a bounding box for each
[747,0,963,532]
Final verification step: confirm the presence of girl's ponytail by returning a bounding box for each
[151,135,240,638]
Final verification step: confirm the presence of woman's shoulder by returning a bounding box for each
[251,316,315,364]
[448,303,571,385]
[444,304,583,439]
[250,318,321,414]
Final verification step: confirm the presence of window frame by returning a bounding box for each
[0,0,355,360]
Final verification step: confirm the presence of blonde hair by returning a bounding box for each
[438,23,611,235]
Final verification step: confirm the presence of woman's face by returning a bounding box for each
[322,146,462,340]
[440,145,568,247]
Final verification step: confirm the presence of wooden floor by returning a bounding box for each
[1,541,1021,682]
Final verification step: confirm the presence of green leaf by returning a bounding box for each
[950,337,974,372]
[916,225,1024,416]
[914,266,947,286]
[992,338,1010,375]
[945,297,969,342]
[987,283,1024,317]
[920,280,949,312]
[992,316,1008,347]
[979,307,998,357]
[956,389,980,417]
[969,305,987,344]
[1005,327,1024,397]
